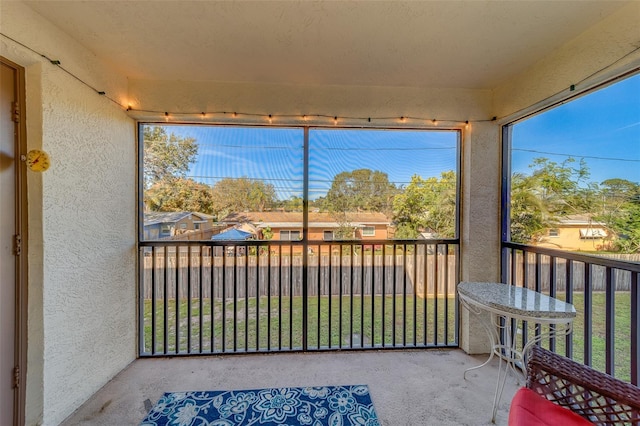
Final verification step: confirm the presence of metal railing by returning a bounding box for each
[502,242,640,385]
[139,239,459,356]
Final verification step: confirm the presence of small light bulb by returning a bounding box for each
[268,114,273,123]
[333,116,338,125]
[164,112,169,121]
[465,120,470,129]
[432,119,438,126]
[126,105,132,111]
[233,112,237,118]
[302,114,307,121]
[400,116,406,123]
[201,112,206,118]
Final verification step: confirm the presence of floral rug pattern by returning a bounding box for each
[140,384,379,426]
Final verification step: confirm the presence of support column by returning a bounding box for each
[459,121,501,354]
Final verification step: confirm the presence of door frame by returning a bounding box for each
[1,55,28,426]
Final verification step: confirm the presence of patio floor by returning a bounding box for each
[61,349,520,425]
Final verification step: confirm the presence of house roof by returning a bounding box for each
[144,211,213,226]
[221,212,391,228]
[558,214,607,227]
[21,1,631,90]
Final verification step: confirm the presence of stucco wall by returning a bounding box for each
[40,65,136,426]
[1,2,136,425]
[493,1,640,120]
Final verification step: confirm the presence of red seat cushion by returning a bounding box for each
[508,387,593,426]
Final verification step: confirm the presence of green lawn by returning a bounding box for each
[142,294,456,354]
[142,291,634,382]
[528,292,633,382]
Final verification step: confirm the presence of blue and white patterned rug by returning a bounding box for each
[140,384,379,426]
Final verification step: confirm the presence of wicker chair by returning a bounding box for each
[522,345,640,425]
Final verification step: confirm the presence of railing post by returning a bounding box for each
[631,271,639,386]
[605,266,615,376]
[584,262,592,366]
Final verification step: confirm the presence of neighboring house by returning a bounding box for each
[537,214,612,252]
[220,211,392,241]
[143,211,215,239]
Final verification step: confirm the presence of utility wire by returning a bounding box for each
[513,148,640,163]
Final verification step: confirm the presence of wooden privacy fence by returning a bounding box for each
[508,250,640,292]
[141,243,458,300]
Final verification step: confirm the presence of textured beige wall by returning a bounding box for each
[460,122,501,285]
[1,2,136,425]
[493,1,640,121]
[459,122,501,354]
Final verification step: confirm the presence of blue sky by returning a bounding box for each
[511,73,640,185]
[163,125,458,200]
[149,73,639,200]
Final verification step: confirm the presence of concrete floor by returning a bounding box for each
[61,349,520,426]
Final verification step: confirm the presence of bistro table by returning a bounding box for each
[457,281,576,423]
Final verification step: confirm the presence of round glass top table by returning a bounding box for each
[457,282,576,423]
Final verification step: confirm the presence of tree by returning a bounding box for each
[527,157,595,217]
[392,171,456,239]
[211,177,277,219]
[509,172,550,243]
[262,226,274,240]
[145,178,214,214]
[509,157,597,243]
[324,169,398,214]
[143,126,198,188]
[597,179,640,253]
[282,196,303,212]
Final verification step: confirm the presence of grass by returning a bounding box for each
[142,291,634,383]
[142,294,457,354]
[531,292,633,382]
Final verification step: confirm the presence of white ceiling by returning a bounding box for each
[22,0,631,90]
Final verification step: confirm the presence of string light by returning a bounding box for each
[125,108,488,127]
[2,30,639,128]
[0,35,499,127]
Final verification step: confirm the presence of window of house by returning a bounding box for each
[179,223,187,229]
[503,73,640,254]
[140,124,459,242]
[362,226,375,237]
[160,224,171,235]
[280,230,301,241]
[194,223,201,230]
[548,229,559,237]
[323,230,334,241]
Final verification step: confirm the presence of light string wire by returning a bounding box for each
[2,31,639,126]
[0,33,125,110]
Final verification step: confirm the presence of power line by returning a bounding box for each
[187,175,455,186]
[513,148,640,163]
